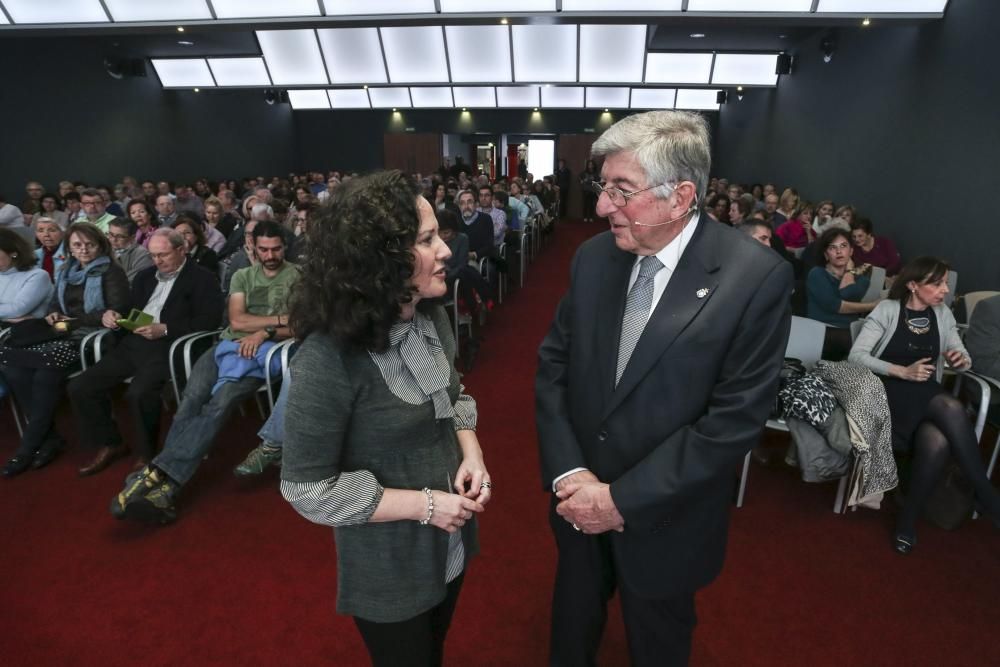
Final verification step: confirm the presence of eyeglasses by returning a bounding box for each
[70,241,98,250]
[590,181,677,207]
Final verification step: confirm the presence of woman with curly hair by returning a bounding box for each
[280,170,492,666]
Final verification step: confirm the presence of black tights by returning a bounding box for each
[897,393,1000,538]
[2,365,65,457]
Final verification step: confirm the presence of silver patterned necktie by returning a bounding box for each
[615,255,664,386]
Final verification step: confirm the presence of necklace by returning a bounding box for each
[904,305,931,335]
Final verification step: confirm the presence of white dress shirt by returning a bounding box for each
[143,259,186,323]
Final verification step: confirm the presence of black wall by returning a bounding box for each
[715,2,1000,292]
[0,36,297,199]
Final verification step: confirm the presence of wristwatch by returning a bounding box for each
[264,326,277,340]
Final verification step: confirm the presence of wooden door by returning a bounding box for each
[383,133,442,176]
[557,134,598,219]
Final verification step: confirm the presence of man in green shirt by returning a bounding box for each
[79,188,118,233]
[111,220,299,524]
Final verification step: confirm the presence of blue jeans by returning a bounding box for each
[256,377,288,449]
[153,343,262,486]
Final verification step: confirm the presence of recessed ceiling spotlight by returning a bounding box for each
[193,87,200,92]
[501,18,508,25]
[533,107,539,111]
[392,107,398,112]
[689,33,706,39]
[177,40,194,46]
[737,86,743,91]
[862,17,871,26]
[177,26,185,32]
[604,108,609,112]
[462,107,468,111]
[778,34,787,39]
[363,84,368,89]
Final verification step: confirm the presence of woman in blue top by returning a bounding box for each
[806,228,878,359]
[0,229,52,322]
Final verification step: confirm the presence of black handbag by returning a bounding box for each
[3,318,69,348]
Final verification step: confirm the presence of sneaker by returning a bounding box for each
[110,466,177,524]
[233,444,282,477]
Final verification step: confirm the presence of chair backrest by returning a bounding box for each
[963,290,1000,322]
[944,270,958,307]
[862,266,887,303]
[786,316,828,370]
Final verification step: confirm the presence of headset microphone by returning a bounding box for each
[631,203,699,227]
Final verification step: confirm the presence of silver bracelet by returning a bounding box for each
[418,487,434,525]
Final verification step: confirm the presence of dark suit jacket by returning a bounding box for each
[536,219,793,597]
[116,260,224,355]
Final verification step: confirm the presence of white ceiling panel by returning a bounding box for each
[288,89,331,110]
[687,0,813,11]
[0,12,7,24]
[446,26,512,83]
[645,52,714,84]
[207,58,271,86]
[369,87,412,108]
[323,0,437,15]
[579,25,645,83]
[440,1,556,11]
[711,53,779,86]
[817,0,948,12]
[212,0,320,18]
[3,0,109,23]
[104,0,212,22]
[381,26,450,83]
[563,1,683,10]
[453,87,497,108]
[317,28,388,85]
[512,25,577,82]
[257,30,329,85]
[586,87,629,109]
[630,88,676,109]
[410,87,455,108]
[541,86,585,108]
[497,86,541,108]
[675,88,721,110]
[151,58,215,87]
[328,88,372,109]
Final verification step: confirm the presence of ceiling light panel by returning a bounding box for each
[541,86,585,108]
[586,87,629,108]
[323,0,437,15]
[207,58,271,86]
[257,30,329,86]
[645,52,713,84]
[446,26,512,83]
[686,0,812,11]
[563,1,683,10]
[410,87,454,108]
[288,90,331,110]
[317,28,388,85]
[579,25,645,83]
[439,1,556,11]
[497,86,540,108]
[151,58,215,87]
[2,0,109,23]
[369,87,412,108]
[211,0,320,18]
[103,0,212,21]
[0,12,7,24]
[630,88,676,109]
[711,53,778,86]
[452,87,496,108]
[512,25,577,82]
[381,26,450,83]
[328,89,372,109]
[816,0,948,11]
[675,88,720,110]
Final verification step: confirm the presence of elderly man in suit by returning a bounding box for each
[536,110,793,666]
[68,228,223,475]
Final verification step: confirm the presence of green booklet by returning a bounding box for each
[116,309,154,332]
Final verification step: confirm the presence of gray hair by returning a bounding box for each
[591,110,711,202]
[150,227,185,249]
[251,203,275,221]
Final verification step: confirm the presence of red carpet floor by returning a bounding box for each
[2,220,998,666]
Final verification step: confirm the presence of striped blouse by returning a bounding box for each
[280,311,476,582]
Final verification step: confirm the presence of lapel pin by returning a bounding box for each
[696,288,710,299]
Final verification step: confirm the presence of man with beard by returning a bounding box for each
[456,189,495,261]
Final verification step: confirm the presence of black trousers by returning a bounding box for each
[550,503,697,667]
[353,573,464,667]
[1,365,65,456]
[67,337,170,460]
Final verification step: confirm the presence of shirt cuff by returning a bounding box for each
[453,387,478,432]
[551,467,589,493]
[280,470,384,527]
